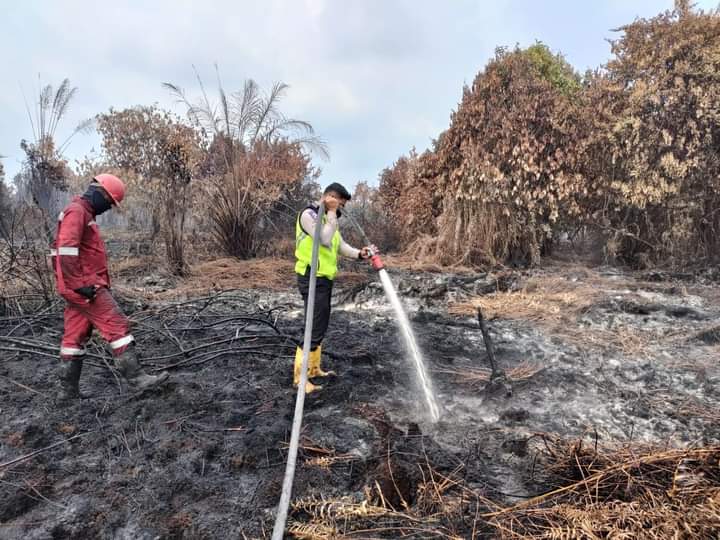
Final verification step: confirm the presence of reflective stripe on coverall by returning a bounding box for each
[51,197,134,359]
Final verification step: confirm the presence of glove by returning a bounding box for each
[74,286,97,301]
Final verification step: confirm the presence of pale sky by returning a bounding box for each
[1,0,717,190]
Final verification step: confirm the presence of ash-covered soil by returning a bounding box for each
[1,262,719,538]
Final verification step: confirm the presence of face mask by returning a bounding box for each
[83,185,113,215]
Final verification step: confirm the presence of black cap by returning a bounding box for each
[323,182,352,201]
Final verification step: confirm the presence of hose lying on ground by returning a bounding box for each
[271,202,325,539]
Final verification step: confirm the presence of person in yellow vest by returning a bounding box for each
[294,182,377,393]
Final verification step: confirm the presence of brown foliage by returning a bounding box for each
[202,137,316,258]
[15,78,90,240]
[96,106,204,275]
[380,44,587,266]
[166,72,325,259]
[381,4,720,270]
[344,181,401,252]
[436,44,587,266]
[489,436,720,539]
[589,3,720,267]
[377,149,442,246]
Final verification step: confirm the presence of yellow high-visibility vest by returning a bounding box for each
[294,206,340,280]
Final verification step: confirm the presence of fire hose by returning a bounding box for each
[271,202,325,540]
[272,207,388,538]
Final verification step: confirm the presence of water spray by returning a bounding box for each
[274,209,439,537]
[345,213,440,422]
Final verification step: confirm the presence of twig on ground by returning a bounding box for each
[0,374,49,397]
[0,432,93,470]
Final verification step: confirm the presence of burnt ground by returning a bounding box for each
[1,261,719,539]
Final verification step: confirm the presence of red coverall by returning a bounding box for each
[51,197,134,360]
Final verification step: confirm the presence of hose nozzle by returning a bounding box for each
[371,254,384,271]
[367,248,385,271]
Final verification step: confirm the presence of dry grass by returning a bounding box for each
[113,255,295,291]
[572,325,657,357]
[448,271,604,322]
[290,488,467,539]
[111,255,162,279]
[675,397,720,424]
[381,251,478,275]
[435,361,544,385]
[186,257,297,291]
[112,256,368,300]
[487,436,720,539]
[657,345,719,373]
[287,435,720,538]
[447,268,680,356]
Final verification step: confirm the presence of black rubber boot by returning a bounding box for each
[115,349,169,392]
[58,358,84,400]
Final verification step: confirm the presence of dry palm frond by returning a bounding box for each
[305,454,357,469]
[287,521,338,540]
[415,464,468,516]
[292,495,392,521]
[288,435,720,538]
[290,465,474,538]
[487,436,720,539]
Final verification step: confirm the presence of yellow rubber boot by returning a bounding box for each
[293,346,321,393]
[308,345,335,378]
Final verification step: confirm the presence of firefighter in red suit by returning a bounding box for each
[52,174,168,399]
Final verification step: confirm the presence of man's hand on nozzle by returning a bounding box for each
[74,285,97,301]
[359,245,379,259]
